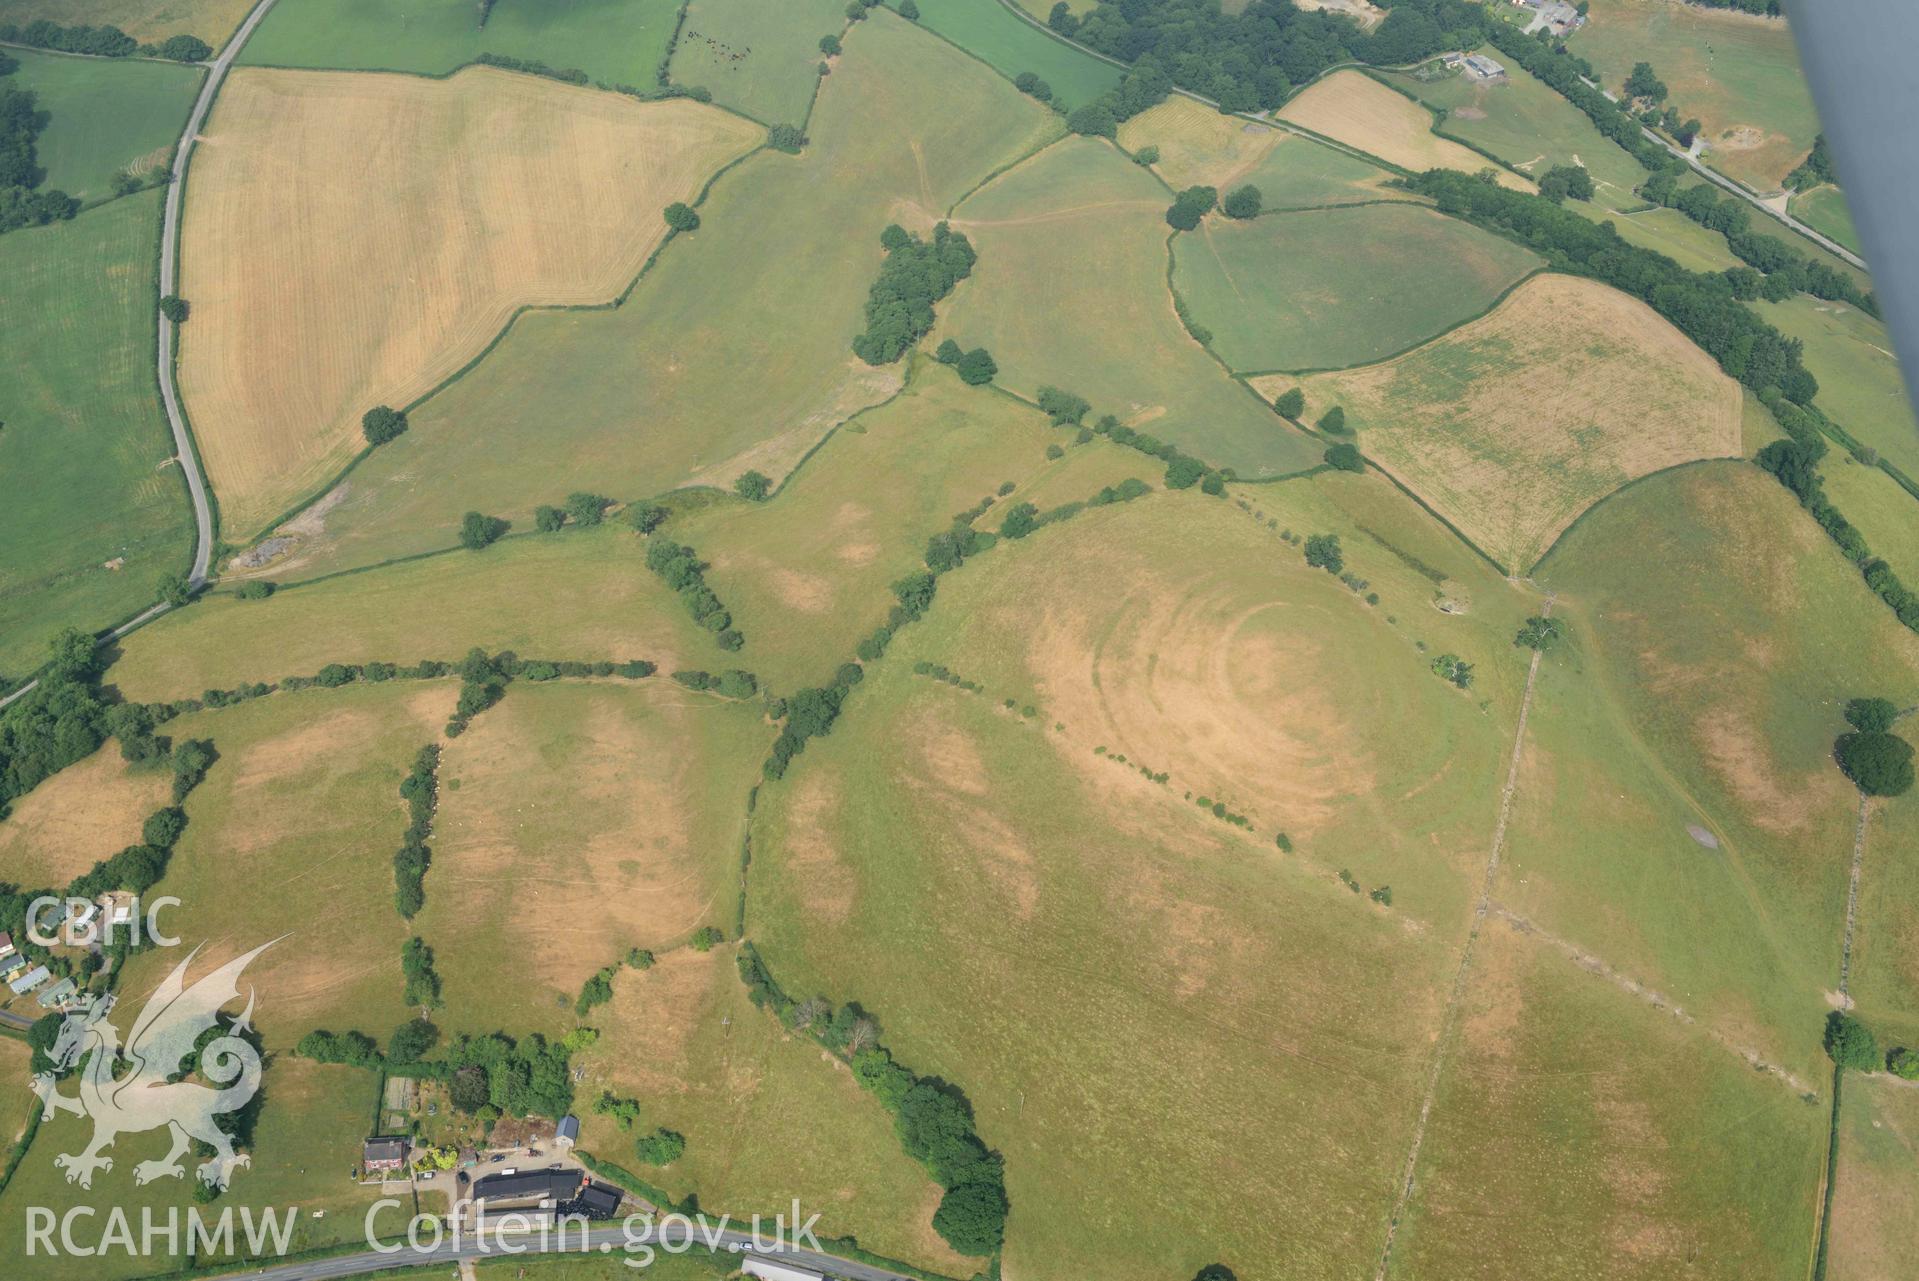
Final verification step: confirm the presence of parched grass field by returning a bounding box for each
[937,135,1322,478]
[1536,464,1919,1061]
[0,0,252,45]
[178,66,762,539]
[0,1036,31,1150]
[115,682,458,1049]
[747,489,1533,1278]
[1391,61,1646,207]
[241,0,683,86]
[1390,915,1826,1280]
[1118,95,1401,207]
[668,0,843,126]
[105,521,716,704]
[418,680,769,1039]
[1827,1067,1919,1281]
[0,742,170,887]
[0,193,195,679]
[1569,0,1815,190]
[6,48,200,201]
[672,360,1130,690]
[1277,69,1531,192]
[267,12,1060,583]
[1787,183,1860,257]
[575,947,972,1275]
[1173,203,1541,372]
[882,0,1122,111]
[1269,273,1743,571]
[0,1056,390,1279]
[1754,296,1919,479]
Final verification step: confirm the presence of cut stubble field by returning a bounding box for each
[1175,202,1541,373]
[1117,94,1401,208]
[937,134,1323,478]
[1265,273,1743,572]
[0,0,254,45]
[262,10,1061,583]
[179,66,763,539]
[1276,69,1531,192]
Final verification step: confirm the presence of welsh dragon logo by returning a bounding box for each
[30,941,273,1191]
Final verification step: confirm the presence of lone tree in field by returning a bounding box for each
[768,124,806,153]
[1836,728,1914,797]
[1624,61,1666,103]
[1014,72,1053,102]
[1537,164,1595,204]
[1825,1010,1879,1071]
[1274,387,1304,419]
[535,505,565,532]
[663,201,699,232]
[819,33,841,56]
[1067,103,1117,139]
[1323,442,1363,473]
[459,511,508,550]
[734,470,771,501]
[625,499,667,532]
[1845,697,1900,734]
[1165,185,1217,231]
[159,294,189,323]
[1222,184,1262,219]
[565,492,610,526]
[1303,533,1342,575]
[1132,144,1160,167]
[899,0,919,17]
[935,338,963,365]
[956,347,997,385]
[1515,616,1563,651]
[362,405,407,446]
[1317,405,1347,435]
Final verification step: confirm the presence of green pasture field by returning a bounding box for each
[418,680,769,1040]
[1498,613,1837,1081]
[1390,61,1647,206]
[669,0,843,126]
[1239,129,1403,208]
[1821,459,1919,588]
[881,0,1121,111]
[671,359,1128,691]
[1849,793,1919,1051]
[270,10,1060,585]
[105,521,716,704]
[5,48,200,201]
[1569,0,1817,190]
[1592,201,1740,272]
[1827,1066,1919,1281]
[0,192,194,679]
[0,0,252,46]
[1390,916,1827,1281]
[1755,295,1919,479]
[576,947,971,1275]
[936,134,1323,478]
[116,682,458,1050]
[0,1057,390,1278]
[1536,463,1919,1061]
[746,489,1532,1277]
[240,0,681,85]
[1173,203,1541,373]
[1788,183,1860,256]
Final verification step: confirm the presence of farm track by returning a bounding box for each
[1837,793,1869,1001]
[1370,596,1552,1281]
[0,0,278,716]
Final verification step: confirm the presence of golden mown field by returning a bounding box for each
[1278,69,1532,191]
[178,66,762,536]
[1263,273,1741,571]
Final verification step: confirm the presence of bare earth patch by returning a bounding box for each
[1267,274,1742,571]
[179,66,762,536]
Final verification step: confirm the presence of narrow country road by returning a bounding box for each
[0,0,279,715]
[207,1222,915,1281]
[1637,124,1866,270]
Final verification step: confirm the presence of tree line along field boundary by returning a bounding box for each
[1354,64,1545,189]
